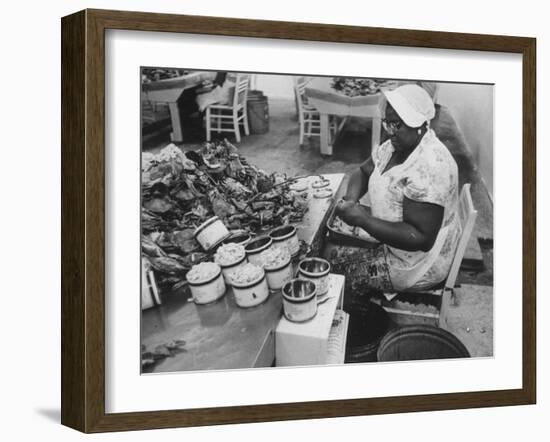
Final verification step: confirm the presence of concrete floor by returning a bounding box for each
[142,97,493,358]
[442,284,493,358]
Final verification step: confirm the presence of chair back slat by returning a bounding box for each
[233,74,250,108]
[445,183,478,289]
[294,76,316,114]
[296,79,307,96]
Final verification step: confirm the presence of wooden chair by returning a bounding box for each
[294,77,337,146]
[205,73,250,143]
[373,184,478,327]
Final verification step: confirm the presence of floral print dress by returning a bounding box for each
[368,129,461,291]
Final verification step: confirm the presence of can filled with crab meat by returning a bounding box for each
[214,243,248,284]
[194,216,231,251]
[244,236,273,266]
[221,231,252,248]
[186,262,226,304]
[269,225,300,257]
[258,246,293,291]
[230,263,270,308]
[297,257,331,297]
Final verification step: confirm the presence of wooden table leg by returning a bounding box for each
[371,116,381,150]
[320,113,333,156]
[168,102,184,142]
[332,116,348,146]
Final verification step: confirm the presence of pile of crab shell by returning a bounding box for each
[141,140,308,291]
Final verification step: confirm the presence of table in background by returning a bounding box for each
[141,173,344,373]
[305,77,383,156]
[142,71,216,142]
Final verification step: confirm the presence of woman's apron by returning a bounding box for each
[368,161,452,292]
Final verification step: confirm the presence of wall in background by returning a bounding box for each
[255,73,294,98]
[438,83,494,197]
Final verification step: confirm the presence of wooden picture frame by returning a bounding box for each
[61,8,536,433]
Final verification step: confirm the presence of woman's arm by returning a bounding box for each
[337,197,444,252]
[343,157,374,202]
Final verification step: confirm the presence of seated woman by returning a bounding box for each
[175,72,235,140]
[195,72,236,112]
[331,84,461,293]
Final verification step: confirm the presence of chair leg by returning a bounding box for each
[329,115,335,145]
[243,108,250,136]
[298,114,304,145]
[206,107,211,142]
[233,113,241,143]
[438,287,453,328]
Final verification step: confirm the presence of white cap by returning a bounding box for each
[382,84,435,128]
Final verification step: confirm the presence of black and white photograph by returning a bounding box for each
[140,68,494,374]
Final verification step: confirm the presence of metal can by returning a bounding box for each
[282,279,318,322]
[297,257,331,297]
[194,216,231,251]
[244,236,273,266]
[269,225,300,257]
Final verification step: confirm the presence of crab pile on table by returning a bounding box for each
[141,68,188,83]
[330,77,398,97]
[141,140,309,291]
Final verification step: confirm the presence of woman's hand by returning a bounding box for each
[336,201,371,227]
[335,199,355,214]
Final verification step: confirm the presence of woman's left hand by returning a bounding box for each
[335,199,355,215]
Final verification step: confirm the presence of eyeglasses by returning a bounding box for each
[382,118,403,135]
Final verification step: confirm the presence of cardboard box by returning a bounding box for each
[276,274,347,366]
